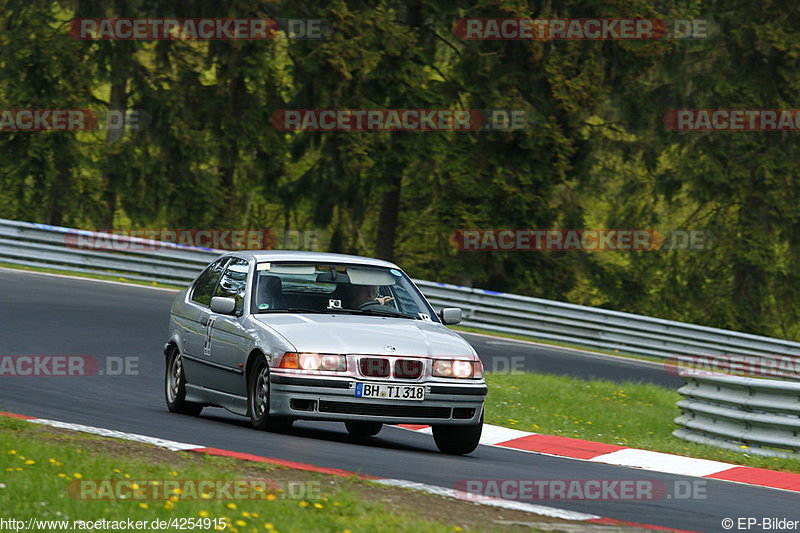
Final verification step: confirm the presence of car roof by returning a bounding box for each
[231,250,401,269]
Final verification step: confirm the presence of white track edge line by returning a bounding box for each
[20,415,602,522]
[374,478,601,521]
[0,266,180,293]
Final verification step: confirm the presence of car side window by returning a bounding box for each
[191,257,229,306]
[213,258,250,314]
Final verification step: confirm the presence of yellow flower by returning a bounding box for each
[113,468,121,473]
[265,494,276,501]
[313,503,323,509]
[169,471,178,476]
[198,511,209,518]
[138,503,149,509]
[168,495,179,502]
[164,501,174,510]
[57,473,67,478]
[298,501,309,507]
[225,503,238,510]
[172,488,183,495]
[124,473,131,479]
[73,473,82,479]
[264,524,274,530]
[453,527,463,532]
[242,512,251,518]
[235,520,246,527]
[131,483,141,490]
[250,513,258,518]
[4,468,13,472]
[8,450,16,454]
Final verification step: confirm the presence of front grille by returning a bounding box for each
[360,357,390,377]
[394,359,423,379]
[319,400,451,419]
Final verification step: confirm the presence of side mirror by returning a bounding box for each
[210,296,236,315]
[439,307,462,325]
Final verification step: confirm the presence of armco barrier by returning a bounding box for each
[3,218,800,361]
[674,373,800,458]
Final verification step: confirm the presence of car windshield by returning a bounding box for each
[251,262,436,321]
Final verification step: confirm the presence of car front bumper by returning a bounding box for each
[269,373,486,425]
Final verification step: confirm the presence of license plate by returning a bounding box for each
[355,382,425,401]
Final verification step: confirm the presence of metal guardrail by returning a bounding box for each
[674,373,800,458]
[3,218,800,362]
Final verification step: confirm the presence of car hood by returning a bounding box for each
[251,314,475,357]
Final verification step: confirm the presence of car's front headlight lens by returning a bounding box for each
[278,352,346,372]
[432,359,483,378]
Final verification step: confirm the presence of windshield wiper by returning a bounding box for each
[338,308,419,320]
[257,307,334,314]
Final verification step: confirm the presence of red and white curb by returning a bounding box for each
[2,411,692,531]
[397,423,800,493]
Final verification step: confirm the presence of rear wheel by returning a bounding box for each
[345,421,383,437]
[432,412,483,455]
[165,347,203,416]
[248,357,293,432]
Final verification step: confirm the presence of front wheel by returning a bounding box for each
[432,412,483,455]
[248,357,293,432]
[165,347,203,416]
[345,421,383,437]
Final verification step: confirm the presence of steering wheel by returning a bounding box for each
[358,300,387,311]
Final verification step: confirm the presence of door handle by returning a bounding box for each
[200,315,209,326]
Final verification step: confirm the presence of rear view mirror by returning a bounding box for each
[210,296,236,315]
[439,307,462,325]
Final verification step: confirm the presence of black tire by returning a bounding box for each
[165,347,203,416]
[248,357,293,432]
[345,421,383,437]
[432,412,483,455]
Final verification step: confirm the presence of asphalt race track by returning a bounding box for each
[1,268,798,532]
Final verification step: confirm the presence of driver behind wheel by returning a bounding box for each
[349,284,394,307]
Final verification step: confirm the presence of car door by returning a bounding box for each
[205,257,253,396]
[180,256,230,387]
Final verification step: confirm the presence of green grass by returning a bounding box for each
[0,417,539,533]
[484,372,800,473]
[0,261,185,290]
[450,325,664,365]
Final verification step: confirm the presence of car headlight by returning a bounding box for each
[278,352,347,372]
[432,359,483,378]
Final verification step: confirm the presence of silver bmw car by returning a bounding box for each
[164,251,487,454]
